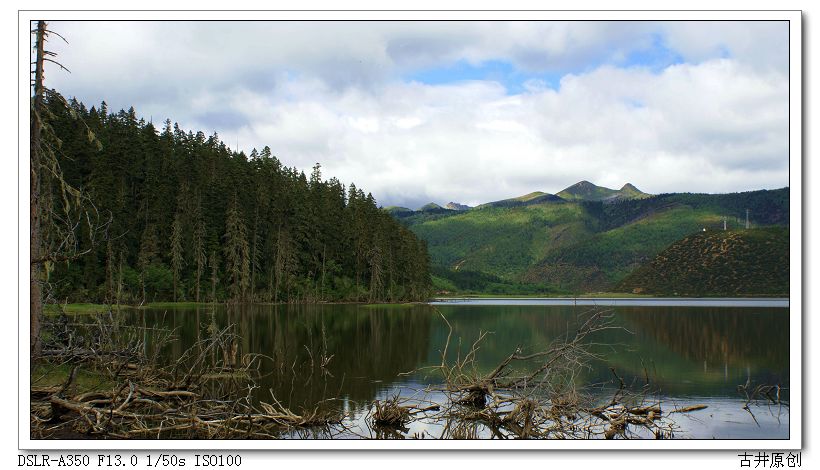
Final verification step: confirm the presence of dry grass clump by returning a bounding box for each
[371,397,412,427]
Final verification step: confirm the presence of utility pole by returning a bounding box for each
[745,209,750,229]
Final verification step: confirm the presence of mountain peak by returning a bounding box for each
[618,183,651,199]
[557,181,616,201]
[419,202,444,211]
[445,202,471,211]
[557,181,651,202]
[569,180,595,189]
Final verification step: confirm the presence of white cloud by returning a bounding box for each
[40,21,789,208]
[220,58,786,207]
[661,21,789,72]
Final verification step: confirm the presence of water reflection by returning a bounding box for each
[126,303,789,415]
[130,304,433,411]
[615,307,789,396]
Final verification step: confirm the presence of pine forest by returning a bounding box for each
[42,98,432,305]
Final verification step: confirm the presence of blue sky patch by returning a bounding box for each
[404,59,564,94]
[619,33,686,72]
[402,33,694,93]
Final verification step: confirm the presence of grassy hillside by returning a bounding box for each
[394,187,788,294]
[430,267,560,295]
[477,191,566,209]
[615,227,789,297]
[384,206,413,215]
[411,202,595,280]
[596,189,790,229]
[523,205,728,292]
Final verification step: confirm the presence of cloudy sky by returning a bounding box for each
[44,21,789,209]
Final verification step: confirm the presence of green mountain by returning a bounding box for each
[514,191,548,201]
[478,191,566,209]
[394,187,789,294]
[618,183,650,200]
[615,227,789,297]
[419,202,445,212]
[412,201,594,281]
[384,206,413,215]
[556,181,650,202]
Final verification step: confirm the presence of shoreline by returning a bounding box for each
[430,297,790,308]
[46,295,790,315]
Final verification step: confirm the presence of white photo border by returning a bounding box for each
[17,9,803,451]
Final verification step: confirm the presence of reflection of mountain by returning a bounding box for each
[129,304,433,411]
[617,307,788,368]
[604,307,790,396]
[427,305,790,397]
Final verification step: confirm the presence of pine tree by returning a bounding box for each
[274,226,298,303]
[210,250,219,303]
[223,195,250,302]
[105,239,115,304]
[249,204,261,301]
[192,197,206,303]
[138,224,160,270]
[170,212,184,302]
[368,245,384,302]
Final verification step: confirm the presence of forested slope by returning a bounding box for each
[615,227,789,297]
[46,98,431,303]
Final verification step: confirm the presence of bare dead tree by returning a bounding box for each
[31,21,109,358]
[31,20,47,358]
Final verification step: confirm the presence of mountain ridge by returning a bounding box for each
[388,181,652,213]
[391,187,789,294]
[556,180,650,202]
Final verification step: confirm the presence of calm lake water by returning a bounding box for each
[124,299,790,439]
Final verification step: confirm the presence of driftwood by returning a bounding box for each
[672,404,708,413]
[409,307,683,439]
[30,313,342,439]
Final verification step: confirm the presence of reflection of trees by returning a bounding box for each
[429,306,603,375]
[127,304,790,411]
[127,304,432,412]
[429,305,790,397]
[618,307,788,369]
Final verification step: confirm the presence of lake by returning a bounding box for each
[124,299,790,439]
